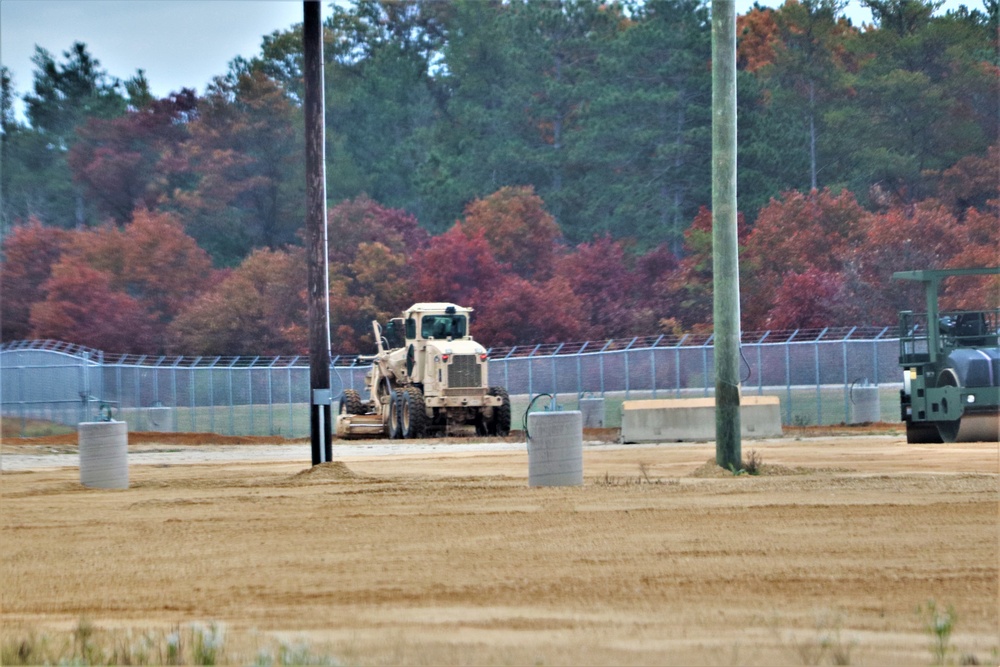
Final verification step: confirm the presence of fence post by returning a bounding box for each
[757,332,769,396]
[228,359,237,435]
[600,340,612,397]
[815,328,827,426]
[651,335,663,398]
[702,335,713,398]
[842,327,856,424]
[785,330,796,424]
[675,334,687,398]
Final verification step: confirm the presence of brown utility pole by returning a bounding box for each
[304,1,332,465]
[712,0,742,470]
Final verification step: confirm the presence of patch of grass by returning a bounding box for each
[743,449,763,475]
[920,599,958,666]
[595,462,677,486]
[0,621,350,666]
[0,416,75,439]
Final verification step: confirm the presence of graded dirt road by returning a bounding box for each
[2,432,997,666]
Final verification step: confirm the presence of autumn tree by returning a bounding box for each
[321,197,428,352]
[67,90,198,224]
[168,69,304,265]
[742,188,870,328]
[67,209,214,327]
[29,258,155,352]
[460,186,561,280]
[168,247,306,356]
[0,220,70,339]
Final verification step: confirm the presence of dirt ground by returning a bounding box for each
[1,429,998,666]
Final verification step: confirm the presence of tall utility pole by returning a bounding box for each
[711,0,742,470]
[304,1,332,466]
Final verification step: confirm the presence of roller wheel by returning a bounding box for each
[488,387,511,437]
[340,389,364,415]
[936,369,962,443]
[905,417,943,444]
[400,386,426,439]
[387,390,402,439]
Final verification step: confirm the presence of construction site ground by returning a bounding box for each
[1,424,997,666]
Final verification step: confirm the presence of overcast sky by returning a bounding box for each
[0,0,980,120]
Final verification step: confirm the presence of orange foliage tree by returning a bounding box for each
[168,247,306,356]
[459,186,562,280]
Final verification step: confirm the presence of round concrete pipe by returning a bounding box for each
[79,421,128,489]
[850,384,881,424]
[527,411,583,487]
[579,398,605,428]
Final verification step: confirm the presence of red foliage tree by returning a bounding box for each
[842,199,967,323]
[409,224,507,307]
[472,275,585,347]
[742,189,870,329]
[67,90,197,224]
[0,220,71,340]
[761,269,848,330]
[29,258,155,353]
[553,236,663,339]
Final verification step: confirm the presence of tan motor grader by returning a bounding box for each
[335,303,512,439]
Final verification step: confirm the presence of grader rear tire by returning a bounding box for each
[340,389,364,416]
[387,390,402,439]
[400,386,426,439]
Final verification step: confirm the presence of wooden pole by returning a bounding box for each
[711,0,742,470]
[304,1,331,465]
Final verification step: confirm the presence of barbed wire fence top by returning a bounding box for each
[2,327,900,438]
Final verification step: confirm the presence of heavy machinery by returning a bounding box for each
[895,268,1000,443]
[335,303,511,439]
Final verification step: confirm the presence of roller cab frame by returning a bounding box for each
[894,268,1000,443]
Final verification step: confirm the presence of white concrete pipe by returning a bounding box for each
[527,411,583,487]
[79,421,129,489]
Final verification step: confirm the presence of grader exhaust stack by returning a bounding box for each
[894,268,1000,443]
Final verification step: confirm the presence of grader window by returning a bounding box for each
[421,315,467,339]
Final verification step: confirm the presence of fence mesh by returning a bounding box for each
[1,330,900,438]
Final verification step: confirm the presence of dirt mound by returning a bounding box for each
[690,458,815,477]
[292,461,361,481]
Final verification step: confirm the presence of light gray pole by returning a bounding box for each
[712,0,742,469]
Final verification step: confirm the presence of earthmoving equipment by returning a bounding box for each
[335,303,511,439]
[895,268,1000,443]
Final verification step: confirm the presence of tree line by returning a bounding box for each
[1,0,997,355]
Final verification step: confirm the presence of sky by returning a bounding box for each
[0,0,980,121]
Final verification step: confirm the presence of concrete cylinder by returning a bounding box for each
[850,385,881,424]
[579,398,605,428]
[527,411,583,487]
[79,421,128,489]
[144,407,174,432]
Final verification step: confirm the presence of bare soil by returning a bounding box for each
[1,432,997,666]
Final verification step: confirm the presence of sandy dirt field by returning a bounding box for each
[2,429,998,666]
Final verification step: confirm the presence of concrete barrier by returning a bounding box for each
[621,396,782,443]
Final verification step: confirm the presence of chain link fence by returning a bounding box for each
[1,328,902,438]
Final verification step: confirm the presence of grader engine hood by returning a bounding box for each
[422,340,490,394]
